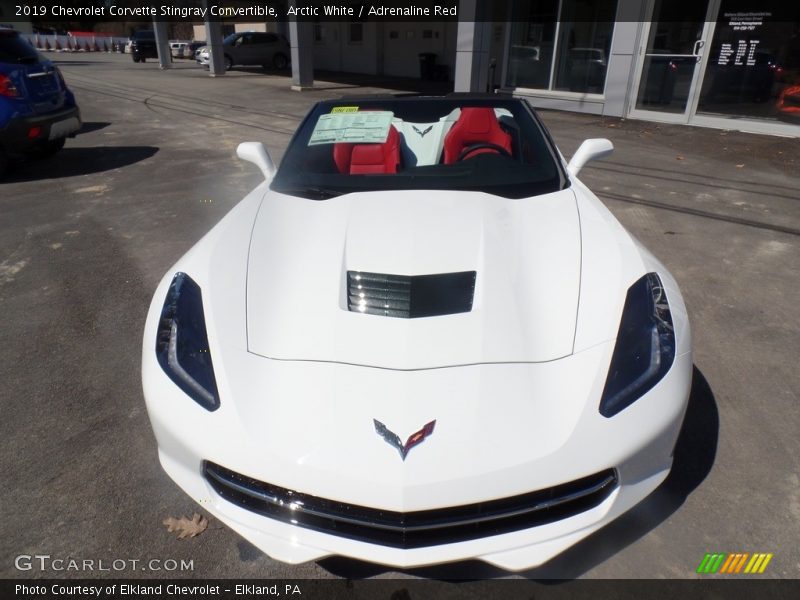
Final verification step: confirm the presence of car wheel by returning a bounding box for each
[224,55,233,71]
[0,149,7,178]
[273,53,289,70]
[132,56,140,63]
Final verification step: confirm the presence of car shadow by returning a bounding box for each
[77,121,111,135]
[316,365,719,580]
[3,146,158,182]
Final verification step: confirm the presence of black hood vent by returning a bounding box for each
[347,271,476,318]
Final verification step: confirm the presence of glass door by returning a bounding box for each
[630,0,719,123]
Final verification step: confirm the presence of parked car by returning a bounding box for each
[507,44,549,88]
[169,40,191,59]
[130,30,158,63]
[183,41,206,59]
[776,84,800,122]
[0,29,81,176]
[142,95,692,570]
[195,32,289,71]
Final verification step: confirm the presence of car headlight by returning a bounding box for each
[599,272,675,417]
[156,273,220,411]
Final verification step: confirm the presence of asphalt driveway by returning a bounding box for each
[1,52,798,582]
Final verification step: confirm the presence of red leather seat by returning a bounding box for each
[443,107,512,164]
[333,126,401,175]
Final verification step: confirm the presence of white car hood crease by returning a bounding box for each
[246,188,582,369]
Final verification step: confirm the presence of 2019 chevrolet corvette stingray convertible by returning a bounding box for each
[142,95,692,570]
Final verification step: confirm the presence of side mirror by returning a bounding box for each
[567,138,613,177]
[237,142,276,181]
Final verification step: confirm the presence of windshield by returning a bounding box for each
[271,97,566,200]
[223,33,240,45]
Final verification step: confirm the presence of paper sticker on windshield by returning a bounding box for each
[331,106,359,113]
[308,111,394,146]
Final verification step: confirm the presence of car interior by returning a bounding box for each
[273,99,563,199]
[325,107,523,176]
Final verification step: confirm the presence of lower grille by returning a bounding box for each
[204,462,617,549]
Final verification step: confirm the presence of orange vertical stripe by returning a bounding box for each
[721,552,741,573]
[720,554,737,573]
[734,553,750,573]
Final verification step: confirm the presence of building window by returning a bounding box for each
[697,0,800,124]
[349,21,363,44]
[314,17,324,43]
[506,0,617,94]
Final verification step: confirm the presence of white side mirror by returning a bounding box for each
[236,142,276,181]
[567,138,614,177]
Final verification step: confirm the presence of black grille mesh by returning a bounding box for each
[204,462,618,549]
[347,271,476,318]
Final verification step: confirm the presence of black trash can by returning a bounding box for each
[419,52,437,81]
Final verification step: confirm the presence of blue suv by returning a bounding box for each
[0,29,81,176]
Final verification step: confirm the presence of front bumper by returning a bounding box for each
[143,336,692,570]
[0,105,81,158]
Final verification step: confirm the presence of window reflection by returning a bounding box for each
[507,0,558,89]
[506,0,616,94]
[698,1,800,124]
[553,1,616,93]
[634,0,707,113]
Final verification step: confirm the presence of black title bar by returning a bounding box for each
[3,579,800,600]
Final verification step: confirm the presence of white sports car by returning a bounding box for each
[142,95,692,570]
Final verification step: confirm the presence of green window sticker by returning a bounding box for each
[308,111,394,146]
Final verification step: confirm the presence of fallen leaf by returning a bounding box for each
[735,164,745,168]
[163,513,208,539]
[676,155,684,160]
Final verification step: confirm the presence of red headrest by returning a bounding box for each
[333,126,400,175]
[443,107,512,164]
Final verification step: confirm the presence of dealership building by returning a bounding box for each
[191,0,798,137]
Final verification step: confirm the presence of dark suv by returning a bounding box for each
[131,30,158,63]
[0,29,81,176]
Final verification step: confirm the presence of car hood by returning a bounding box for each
[246,188,581,369]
